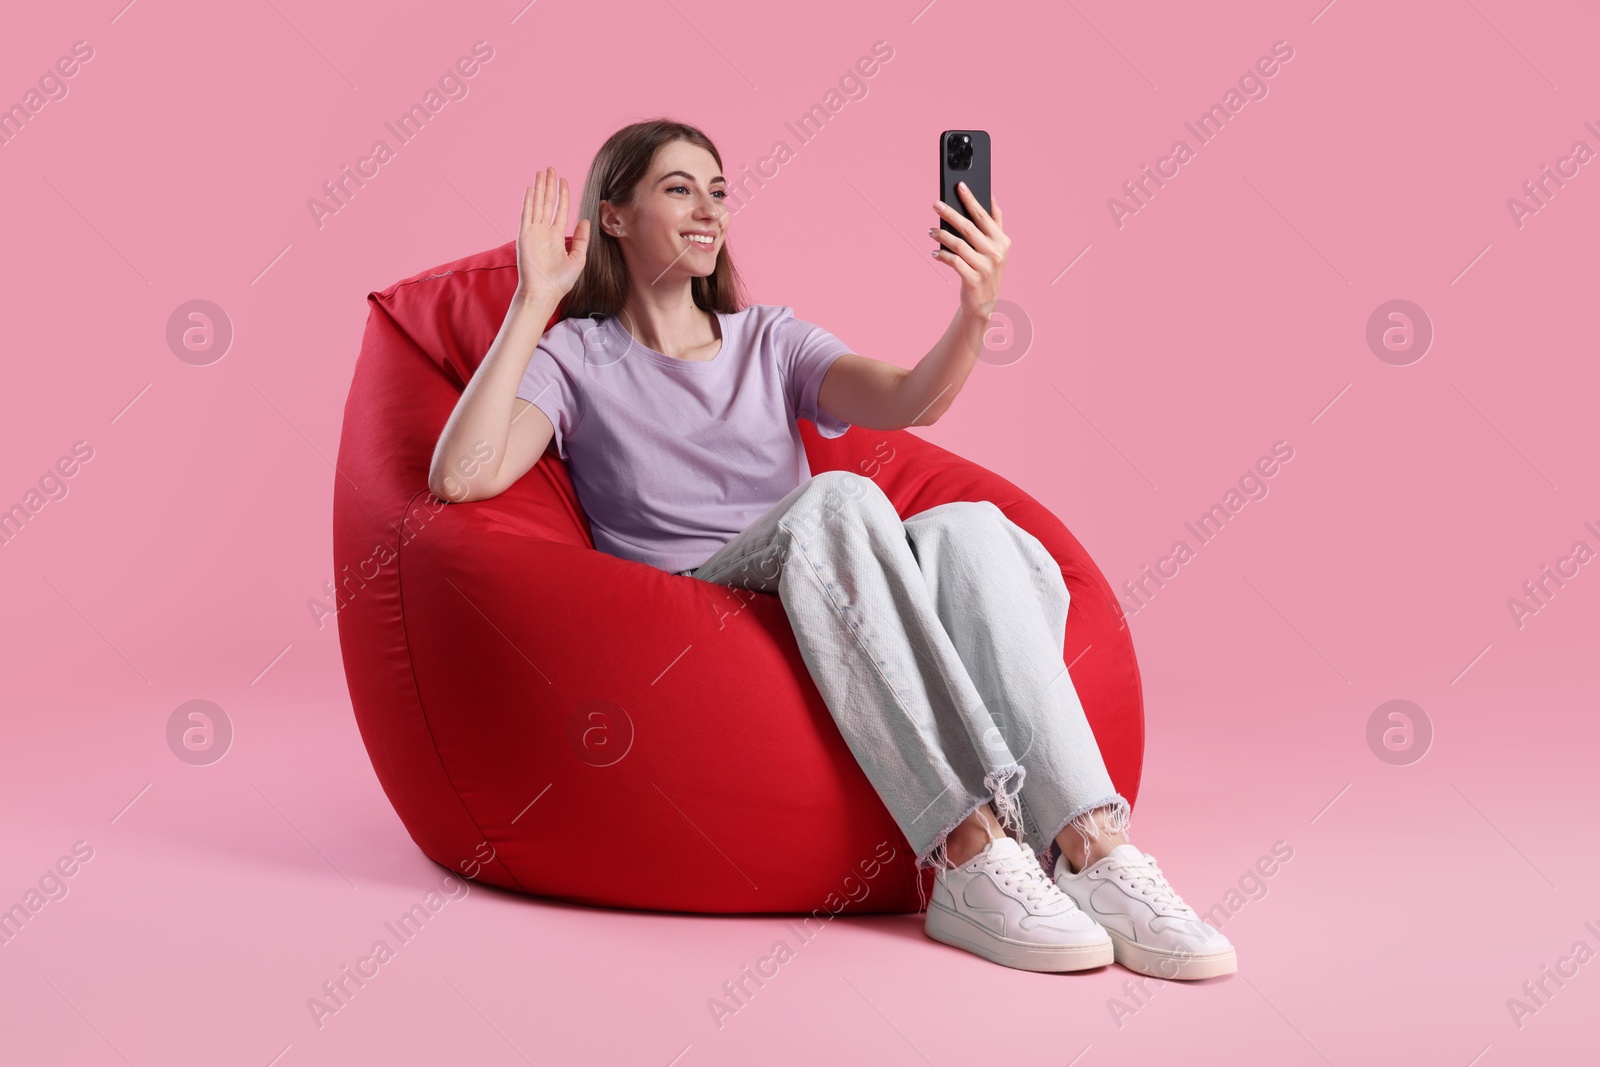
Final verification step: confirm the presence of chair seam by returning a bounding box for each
[392,484,532,894]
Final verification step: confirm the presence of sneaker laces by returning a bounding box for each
[1105,853,1192,915]
[985,841,1060,908]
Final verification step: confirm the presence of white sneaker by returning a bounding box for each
[925,835,1114,972]
[1053,843,1237,980]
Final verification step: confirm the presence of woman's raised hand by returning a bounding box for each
[931,183,1009,321]
[516,166,591,303]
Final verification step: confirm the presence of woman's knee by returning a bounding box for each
[806,469,879,498]
[906,499,1006,552]
[913,501,1064,585]
[801,470,898,528]
[937,499,1007,532]
[953,501,1055,567]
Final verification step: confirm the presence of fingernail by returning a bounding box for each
[959,181,968,190]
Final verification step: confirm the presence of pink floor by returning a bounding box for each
[3,0,1598,1063]
[8,676,1597,1065]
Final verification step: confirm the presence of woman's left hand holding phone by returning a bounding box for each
[930,183,1009,321]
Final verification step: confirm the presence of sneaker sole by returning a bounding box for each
[925,906,1114,973]
[1105,929,1238,980]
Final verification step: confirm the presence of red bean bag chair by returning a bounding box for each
[334,239,1145,914]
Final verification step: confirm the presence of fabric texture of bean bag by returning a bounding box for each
[334,239,1145,915]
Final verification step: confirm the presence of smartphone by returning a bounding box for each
[939,130,991,242]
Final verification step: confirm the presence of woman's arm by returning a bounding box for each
[427,167,591,502]
[427,290,562,502]
[816,182,1009,431]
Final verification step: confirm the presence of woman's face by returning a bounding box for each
[603,140,728,283]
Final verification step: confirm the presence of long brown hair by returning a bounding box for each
[557,118,750,322]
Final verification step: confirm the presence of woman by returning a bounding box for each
[428,119,1235,979]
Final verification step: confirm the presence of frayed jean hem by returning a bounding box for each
[910,761,1027,912]
[1040,793,1132,878]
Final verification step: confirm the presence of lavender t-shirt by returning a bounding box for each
[515,303,854,574]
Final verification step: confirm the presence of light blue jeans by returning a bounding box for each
[678,470,1130,896]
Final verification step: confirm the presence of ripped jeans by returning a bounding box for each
[677,470,1130,899]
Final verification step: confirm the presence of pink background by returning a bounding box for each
[3,0,1596,1063]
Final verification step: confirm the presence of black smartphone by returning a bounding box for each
[939,130,991,242]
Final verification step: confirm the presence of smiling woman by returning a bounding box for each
[413,117,1195,979]
[551,122,745,352]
